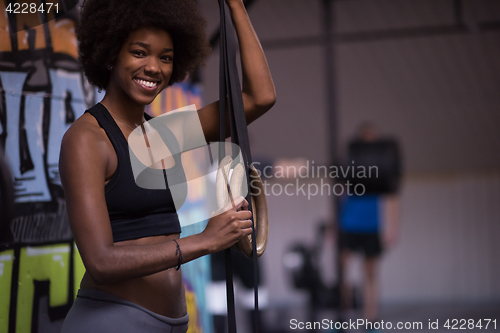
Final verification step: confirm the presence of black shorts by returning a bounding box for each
[339,232,383,258]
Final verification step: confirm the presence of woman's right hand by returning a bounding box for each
[202,196,253,253]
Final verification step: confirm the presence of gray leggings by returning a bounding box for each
[61,288,189,333]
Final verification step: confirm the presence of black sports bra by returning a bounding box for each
[86,103,182,242]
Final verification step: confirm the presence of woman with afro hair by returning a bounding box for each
[59,0,275,331]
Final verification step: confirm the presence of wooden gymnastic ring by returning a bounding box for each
[215,157,268,258]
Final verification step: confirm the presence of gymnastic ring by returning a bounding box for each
[215,156,268,258]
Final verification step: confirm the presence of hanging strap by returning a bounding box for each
[218,1,260,333]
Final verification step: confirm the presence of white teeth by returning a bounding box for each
[135,79,158,88]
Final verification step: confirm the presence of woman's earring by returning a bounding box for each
[107,65,113,70]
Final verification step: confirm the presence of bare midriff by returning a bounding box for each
[80,233,187,318]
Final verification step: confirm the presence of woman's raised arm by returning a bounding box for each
[198,0,276,142]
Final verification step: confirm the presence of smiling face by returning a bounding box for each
[107,27,174,106]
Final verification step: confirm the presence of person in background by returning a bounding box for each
[338,123,401,333]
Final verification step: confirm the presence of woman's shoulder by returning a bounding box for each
[61,108,112,162]
[63,112,102,143]
[59,108,114,204]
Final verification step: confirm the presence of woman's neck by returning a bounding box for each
[100,89,146,128]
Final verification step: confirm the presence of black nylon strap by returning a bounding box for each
[218,4,238,333]
[219,0,228,159]
[220,5,261,332]
[218,1,260,332]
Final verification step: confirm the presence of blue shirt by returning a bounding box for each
[340,195,380,233]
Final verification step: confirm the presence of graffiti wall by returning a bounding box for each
[0,2,88,331]
[0,2,212,332]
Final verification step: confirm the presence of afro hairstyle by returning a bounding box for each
[77,0,211,90]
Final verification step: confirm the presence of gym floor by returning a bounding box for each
[262,302,500,333]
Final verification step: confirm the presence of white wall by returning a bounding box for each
[380,173,500,303]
